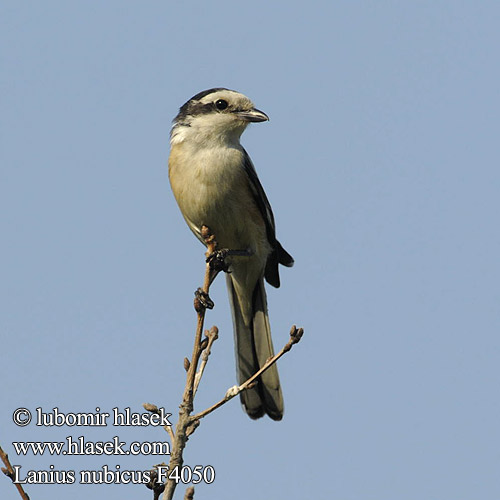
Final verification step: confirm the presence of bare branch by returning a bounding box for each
[155,226,303,500]
[193,326,219,396]
[161,226,220,500]
[184,486,195,500]
[164,426,175,443]
[146,464,166,500]
[0,445,30,500]
[143,403,175,442]
[191,325,304,422]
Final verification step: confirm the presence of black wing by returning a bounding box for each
[241,148,294,288]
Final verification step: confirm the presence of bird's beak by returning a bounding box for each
[235,108,269,122]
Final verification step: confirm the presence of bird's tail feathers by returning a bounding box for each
[277,241,294,268]
[227,275,284,421]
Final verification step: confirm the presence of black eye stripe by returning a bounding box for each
[174,95,233,122]
[181,102,217,117]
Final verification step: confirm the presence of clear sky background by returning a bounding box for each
[1,1,499,499]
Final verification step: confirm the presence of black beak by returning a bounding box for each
[234,108,269,122]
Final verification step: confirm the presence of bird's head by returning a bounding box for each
[170,88,269,146]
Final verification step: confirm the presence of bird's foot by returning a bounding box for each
[206,249,231,273]
[206,248,253,272]
[194,288,214,311]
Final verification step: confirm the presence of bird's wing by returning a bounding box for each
[241,148,294,288]
[241,148,277,241]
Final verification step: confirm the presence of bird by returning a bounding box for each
[168,88,293,420]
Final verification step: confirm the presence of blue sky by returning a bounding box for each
[1,1,499,499]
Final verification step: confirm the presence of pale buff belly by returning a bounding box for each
[169,144,269,257]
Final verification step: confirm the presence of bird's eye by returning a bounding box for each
[215,99,228,110]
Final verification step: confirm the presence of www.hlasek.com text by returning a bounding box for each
[13,436,171,456]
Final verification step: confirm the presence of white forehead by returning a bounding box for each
[198,89,255,109]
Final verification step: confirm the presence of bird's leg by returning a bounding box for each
[206,248,253,271]
[194,226,254,310]
[225,249,254,257]
[205,248,253,285]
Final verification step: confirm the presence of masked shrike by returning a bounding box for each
[168,88,293,420]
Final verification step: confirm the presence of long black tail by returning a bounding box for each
[226,275,284,420]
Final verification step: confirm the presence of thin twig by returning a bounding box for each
[191,325,304,422]
[161,226,220,500]
[156,226,303,500]
[0,445,30,500]
[143,403,176,442]
[146,464,166,500]
[164,424,175,442]
[193,326,219,396]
